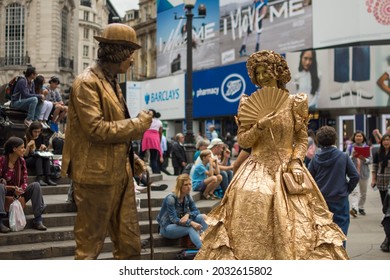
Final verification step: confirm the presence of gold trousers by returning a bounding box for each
[73,164,141,260]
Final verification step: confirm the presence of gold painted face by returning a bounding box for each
[255,65,277,87]
[118,51,135,73]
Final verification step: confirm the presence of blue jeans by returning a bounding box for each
[326,197,350,248]
[11,96,42,121]
[159,214,208,249]
[149,149,160,174]
[220,170,233,193]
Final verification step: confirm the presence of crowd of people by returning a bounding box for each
[9,66,68,130]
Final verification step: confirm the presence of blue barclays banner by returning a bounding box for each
[156,0,220,78]
[193,61,257,118]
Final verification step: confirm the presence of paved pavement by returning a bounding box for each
[152,165,390,260]
[345,188,389,260]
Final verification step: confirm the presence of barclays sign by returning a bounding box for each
[193,61,257,118]
[144,89,180,105]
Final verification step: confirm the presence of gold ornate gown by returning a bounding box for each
[195,92,348,260]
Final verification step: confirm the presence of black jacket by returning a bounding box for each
[171,142,186,168]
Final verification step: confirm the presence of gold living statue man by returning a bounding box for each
[61,23,152,260]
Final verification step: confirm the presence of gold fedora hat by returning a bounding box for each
[94,23,141,50]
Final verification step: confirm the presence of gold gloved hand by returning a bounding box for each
[288,159,304,184]
[137,110,153,131]
[134,157,147,177]
[257,112,276,130]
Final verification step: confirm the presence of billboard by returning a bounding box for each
[156,0,221,77]
[126,74,185,120]
[285,45,390,110]
[193,61,258,118]
[313,0,390,48]
[156,0,313,77]
[220,0,313,65]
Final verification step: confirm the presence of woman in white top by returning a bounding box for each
[141,109,163,174]
[294,49,321,111]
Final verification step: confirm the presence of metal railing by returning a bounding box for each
[58,56,74,69]
[0,55,30,67]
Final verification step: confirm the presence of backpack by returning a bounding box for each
[5,76,23,100]
[175,249,199,260]
[0,105,11,126]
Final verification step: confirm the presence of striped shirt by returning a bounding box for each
[372,152,390,191]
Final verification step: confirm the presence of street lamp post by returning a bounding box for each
[175,0,206,162]
[184,2,194,147]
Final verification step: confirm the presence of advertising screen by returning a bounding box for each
[156,0,221,77]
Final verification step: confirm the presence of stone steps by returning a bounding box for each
[0,232,185,260]
[0,174,219,260]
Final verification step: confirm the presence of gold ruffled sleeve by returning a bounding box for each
[236,94,267,149]
[291,93,309,162]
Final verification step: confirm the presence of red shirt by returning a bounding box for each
[0,156,28,191]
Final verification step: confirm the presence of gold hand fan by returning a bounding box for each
[238,86,289,127]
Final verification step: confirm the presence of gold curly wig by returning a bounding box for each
[246,50,291,89]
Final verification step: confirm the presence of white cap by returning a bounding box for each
[207,138,224,149]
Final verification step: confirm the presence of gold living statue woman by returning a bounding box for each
[195,50,348,260]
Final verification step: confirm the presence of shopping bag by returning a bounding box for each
[9,199,27,232]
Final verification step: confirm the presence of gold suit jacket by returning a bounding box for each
[61,63,147,185]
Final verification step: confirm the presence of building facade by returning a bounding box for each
[0,0,79,90]
[122,0,156,82]
[0,0,119,93]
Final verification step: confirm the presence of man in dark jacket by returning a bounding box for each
[308,126,359,244]
[171,133,187,175]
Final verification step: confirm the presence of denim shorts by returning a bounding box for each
[193,181,207,192]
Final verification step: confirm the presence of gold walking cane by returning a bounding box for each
[145,170,154,259]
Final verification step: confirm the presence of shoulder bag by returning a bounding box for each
[270,128,313,195]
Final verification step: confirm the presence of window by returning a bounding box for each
[84,11,89,21]
[80,0,92,7]
[83,45,89,57]
[83,28,89,39]
[61,9,69,58]
[5,3,25,65]
[83,62,89,69]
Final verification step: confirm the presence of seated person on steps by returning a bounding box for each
[192,138,233,195]
[24,121,57,186]
[10,66,44,127]
[0,137,47,233]
[157,174,208,249]
[191,149,222,200]
[35,75,53,130]
[44,76,68,124]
